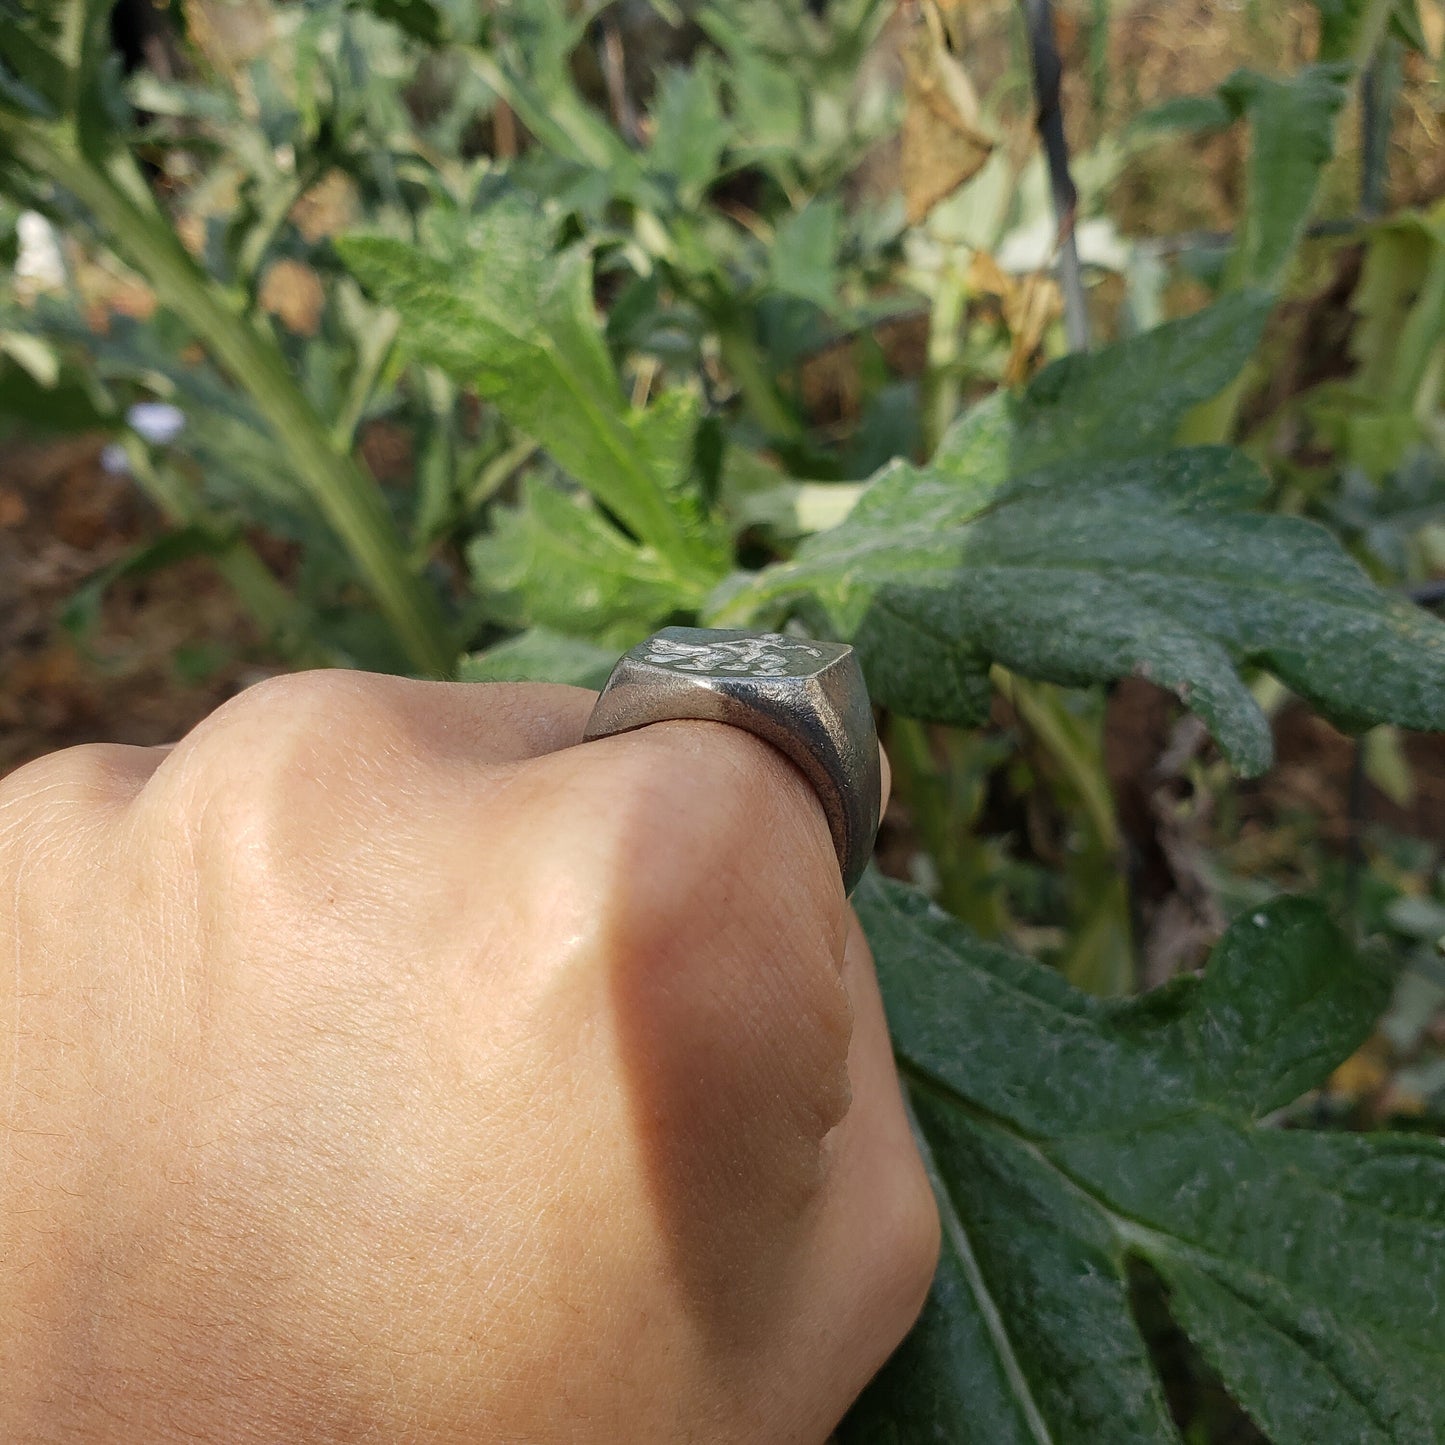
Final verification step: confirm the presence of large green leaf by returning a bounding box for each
[711,300,1445,773]
[842,874,1445,1444]
[337,201,725,580]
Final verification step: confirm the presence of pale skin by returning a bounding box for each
[0,671,939,1443]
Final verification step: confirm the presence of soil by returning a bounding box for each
[0,434,280,776]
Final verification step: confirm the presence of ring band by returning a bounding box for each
[583,627,880,895]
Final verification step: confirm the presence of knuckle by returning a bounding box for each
[0,744,144,830]
[138,670,411,876]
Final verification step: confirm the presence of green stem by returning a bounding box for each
[10,119,456,676]
[714,310,802,442]
[922,256,969,457]
[1000,670,1121,856]
[1392,245,1445,411]
[332,305,400,453]
[237,152,330,296]
[887,717,1010,935]
[465,437,539,513]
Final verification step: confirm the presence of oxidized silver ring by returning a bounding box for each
[583,627,880,895]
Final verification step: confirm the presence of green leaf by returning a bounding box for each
[0,354,114,435]
[714,298,1445,772]
[648,63,730,203]
[338,200,724,579]
[469,474,700,648]
[1218,65,1350,288]
[458,627,620,689]
[842,874,1445,1444]
[0,11,65,119]
[927,291,1271,482]
[719,440,1445,773]
[769,199,842,311]
[1313,0,1427,61]
[1129,92,1234,138]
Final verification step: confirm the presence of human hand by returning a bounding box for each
[0,671,937,1444]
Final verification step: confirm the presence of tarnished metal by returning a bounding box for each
[584,627,880,895]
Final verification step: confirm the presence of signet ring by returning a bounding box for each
[583,627,881,895]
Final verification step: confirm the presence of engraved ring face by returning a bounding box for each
[583,626,880,895]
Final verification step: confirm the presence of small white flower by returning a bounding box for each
[127,401,186,445]
[16,211,65,290]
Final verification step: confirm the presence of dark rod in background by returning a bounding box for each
[1019,0,1090,351]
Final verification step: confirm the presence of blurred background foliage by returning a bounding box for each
[1,1,1444,1433]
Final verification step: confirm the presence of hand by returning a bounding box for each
[0,671,937,1444]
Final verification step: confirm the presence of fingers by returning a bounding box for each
[786,916,939,1435]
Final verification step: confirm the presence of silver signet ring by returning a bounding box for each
[583,627,881,895]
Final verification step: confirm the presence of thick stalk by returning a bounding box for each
[12,120,456,676]
[922,257,968,458]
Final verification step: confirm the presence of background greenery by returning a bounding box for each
[2,0,1444,1438]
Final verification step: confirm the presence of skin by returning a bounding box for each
[0,671,939,1444]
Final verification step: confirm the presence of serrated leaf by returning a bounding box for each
[458,627,620,689]
[648,63,730,203]
[469,475,700,648]
[712,300,1445,771]
[338,201,725,579]
[841,875,1445,1444]
[1218,65,1350,288]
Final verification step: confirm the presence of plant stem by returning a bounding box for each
[1001,671,1121,857]
[12,119,456,676]
[714,310,802,442]
[922,256,968,458]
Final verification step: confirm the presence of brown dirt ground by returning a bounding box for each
[0,435,280,776]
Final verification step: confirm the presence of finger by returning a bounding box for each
[798,914,939,1419]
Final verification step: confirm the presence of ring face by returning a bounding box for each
[636,632,836,679]
[584,627,880,895]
